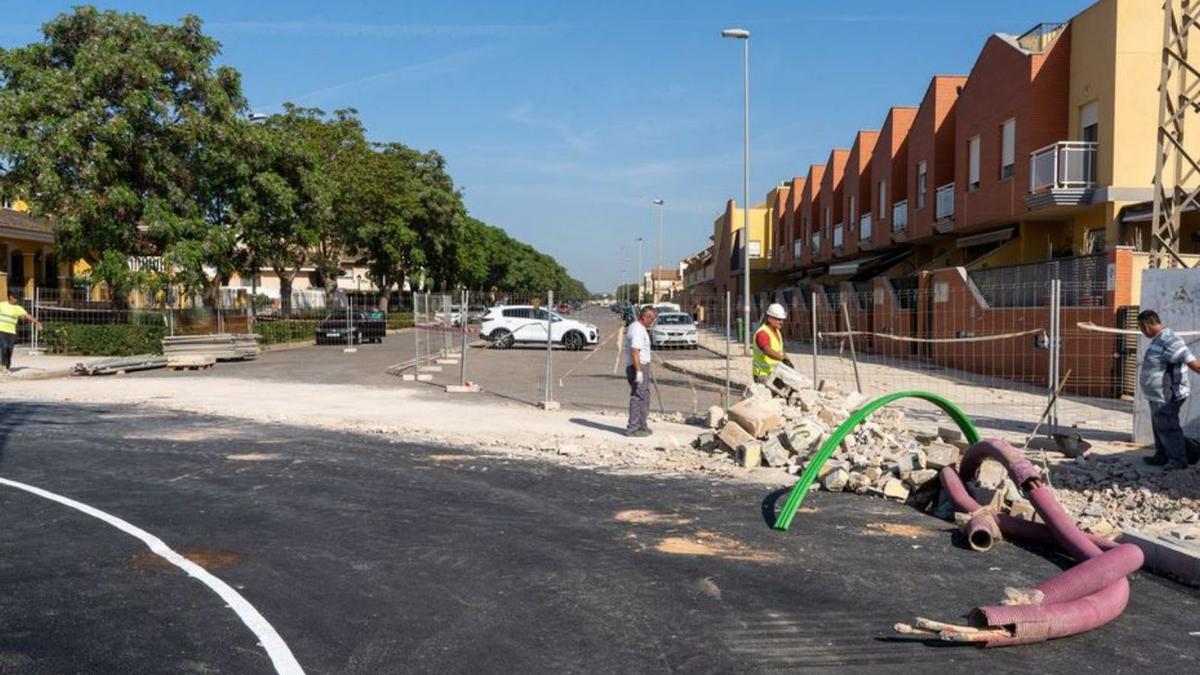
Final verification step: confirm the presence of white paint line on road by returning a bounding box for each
[0,476,304,675]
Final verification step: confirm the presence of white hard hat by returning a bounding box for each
[766,303,787,320]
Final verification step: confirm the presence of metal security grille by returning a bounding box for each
[967,254,1106,307]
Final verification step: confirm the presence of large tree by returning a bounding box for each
[0,7,245,307]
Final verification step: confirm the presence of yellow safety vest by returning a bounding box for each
[752,323,783,379]
[0,302,26,335]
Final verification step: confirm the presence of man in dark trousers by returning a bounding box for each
[1138,309,1200,470]
[624,305,656,437]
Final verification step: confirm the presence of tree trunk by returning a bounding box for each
[278,270,295,317]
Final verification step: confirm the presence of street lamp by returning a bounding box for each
[635,237,644,303]
[722,27,751,351]
[652,199,665,301]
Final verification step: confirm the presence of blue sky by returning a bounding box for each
[2,0,1096,292]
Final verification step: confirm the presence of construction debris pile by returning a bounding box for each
[162,334,261,362]
[690,365,1198,536]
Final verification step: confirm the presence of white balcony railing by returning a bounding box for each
[935,182,955,220]
[1029,141,1098,192]
[811,233,821,253]
[859,213,872,241]
[892,200,908,232]
[833,223,844,248]
[793,240,802,259]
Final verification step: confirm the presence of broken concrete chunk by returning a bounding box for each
[782,419,823,455]
[761,437,790,467]
[882,478,911,501]
[865,466,883,482]
[1008,499,1037,521]
[976,459,1007,490]
[937,426,963,443]
[905,469,939,488]
[822,467,850,492]
[924,443,961,470]
[847,471,872,493]
[717,420,754,452]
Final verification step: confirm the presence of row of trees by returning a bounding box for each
[0,7,586,312]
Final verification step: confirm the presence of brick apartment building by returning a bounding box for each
[678,0,1200,398]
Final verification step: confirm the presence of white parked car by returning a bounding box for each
[481,305,599,351]
[651,312,698,349]
[653,302,681,314]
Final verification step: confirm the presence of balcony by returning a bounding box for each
[934,182,955,233]
[793,240,802,260]
[858,213,872,243]
[1026,141,1097,210]
[833,223,844,252]
[811,233,821,253]
[891,200,908,232]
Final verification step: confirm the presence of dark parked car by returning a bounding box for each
[315,310,386,345]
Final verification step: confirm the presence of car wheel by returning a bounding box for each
[562,331,584,351]
[491,328,514,349]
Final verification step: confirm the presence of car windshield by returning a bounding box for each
[656,314,693,326]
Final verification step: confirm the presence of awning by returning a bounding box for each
[828,255,884,276]
[956,227,1015,249]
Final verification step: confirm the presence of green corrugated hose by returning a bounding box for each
[772,391,981,531]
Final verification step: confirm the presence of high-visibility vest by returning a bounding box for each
[0,302,26,335]
[752,323,783,379]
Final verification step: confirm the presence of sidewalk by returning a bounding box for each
[2,353,106,381]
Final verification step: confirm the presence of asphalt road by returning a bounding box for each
[0,402,1197,673]
[137,306,726,414]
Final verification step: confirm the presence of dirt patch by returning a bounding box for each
[863,522,938,538]
[226,453,282,461]
[614,509,693,526]
[653,531,783,564]
[128,548,244,573]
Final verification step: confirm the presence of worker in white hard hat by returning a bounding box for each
[752,302,794,383]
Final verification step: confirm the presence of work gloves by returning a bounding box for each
[635,370,644,384]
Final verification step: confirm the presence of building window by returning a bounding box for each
[1080,101,1099,142]
[748,240,762,258]
[1,197,11,210]
[968,135,981,191]
[877,180,887,219]
[917,161,927,209]
[1000,119,1015,179]
[824,206,830,230]
[848,195,856,225]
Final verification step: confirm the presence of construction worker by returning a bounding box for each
[1137,309,1200,470]
[752,303,793,384]
[0,290,42,374]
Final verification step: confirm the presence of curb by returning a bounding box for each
[1121,529,1200,587]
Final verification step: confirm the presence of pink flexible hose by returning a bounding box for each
[934,438,1142,647]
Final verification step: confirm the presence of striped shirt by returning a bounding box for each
[1141,328,1195,404]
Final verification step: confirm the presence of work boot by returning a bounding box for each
[1164,461,1189,472]
[624,428,651,438]
[1143,455,1169,467]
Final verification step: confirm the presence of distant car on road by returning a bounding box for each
[650,312,698,349]
[481,305,599,350]
[315,310,386,345]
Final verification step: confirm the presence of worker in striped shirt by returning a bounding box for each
[1138,309,1200,470]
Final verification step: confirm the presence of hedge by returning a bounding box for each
[254,320,318,346]
[386,312,413,330]
[42,322,167,356]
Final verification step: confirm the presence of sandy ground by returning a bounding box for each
[0,372,780,484]
[1,353,106,380]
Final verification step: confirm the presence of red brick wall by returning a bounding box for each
[870,108,918,248]
[844,131,879,257]
[907,76,966,241]
[819,149,849,262]
[955,30,1070,232]
[800,165,824,267]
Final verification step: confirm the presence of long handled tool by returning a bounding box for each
[1021,369,1072,487]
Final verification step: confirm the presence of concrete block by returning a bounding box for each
[937,426,963,443]
[707,405,726,429]
[727,397,784,439]
[717,421,754,452]
[418,365,443,373]
[905,469,938,488]
[445,383,481,393]
[416,374,434,382]
[538,401,561,410]
[401,374,416,381]
[1009,499,1037,521]
[737,442,763,468]
[435,358,459,365]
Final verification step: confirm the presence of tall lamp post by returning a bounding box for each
[652,199,665,301]
[635,236,644,303]
[722,27,751,351]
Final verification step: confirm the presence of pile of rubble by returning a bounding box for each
[690,366,1089,531]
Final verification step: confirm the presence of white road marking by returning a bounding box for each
[0,476,304,674]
